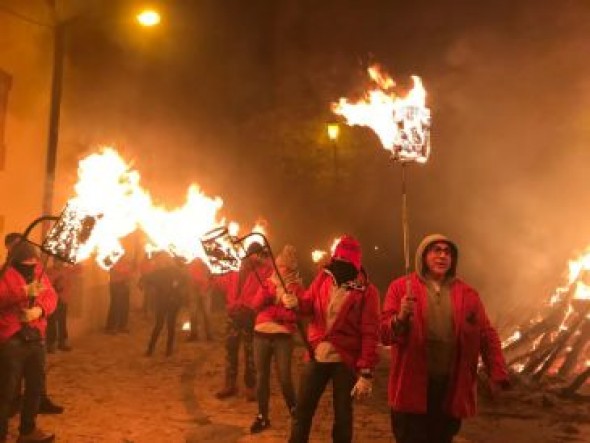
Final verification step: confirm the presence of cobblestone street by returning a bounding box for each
[4,311,589,442]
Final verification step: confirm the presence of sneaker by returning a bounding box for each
[215,386,237,399]
[250,414,270,434]
[16,427,54,442]
[38,397,64,415]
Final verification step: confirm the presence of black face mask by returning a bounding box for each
[12,262,36,283]
[326,260,359,287]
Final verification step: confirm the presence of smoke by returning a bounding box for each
[51,0,590,328]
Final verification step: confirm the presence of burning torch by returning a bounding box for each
[1,204,99,329]
[200,226,315,358]
[332,64,431,300]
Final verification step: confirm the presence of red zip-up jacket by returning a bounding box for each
[298,270,380,371]
[251,279,301,334]
[0,265,58,342]
[381,273,508,418]
[214,260,273,314]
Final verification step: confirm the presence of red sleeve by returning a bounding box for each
[477,295,509,382]
[0,276,26,309]
[298,272,326,316]
[357,284,381,370]
[380,278,407,345]
[251,282,275,311]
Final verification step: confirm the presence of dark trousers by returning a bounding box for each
[106,281,130,331]
[147,298,181,355]
[289,361,356,443]
[46,299,68,347]
[391,378,462,443]
[254,334,296,418]
[224,310,256,389]
[189,292,212,340]
[0,338,45,438]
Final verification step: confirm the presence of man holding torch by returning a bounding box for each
[288,235,380,443]
[212,242,273,401]
[0,240,57,442]
[381,234,508,443]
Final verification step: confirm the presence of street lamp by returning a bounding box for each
[326,123,340,182]
[42,4,161,234]
[136,9,161,27]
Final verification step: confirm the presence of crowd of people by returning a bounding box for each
[0,231,509,443]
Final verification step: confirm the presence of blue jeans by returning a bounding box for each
[254,333,296,418]
[289,361,356,443]
[0,337,45,437]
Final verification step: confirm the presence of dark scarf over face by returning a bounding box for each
[12,262,36,284]
[326,259,359,287]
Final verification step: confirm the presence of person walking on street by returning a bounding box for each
[0,240,57,442]
[45,260,77,353]
[381,234,509,443]
[249,245,303,434]
[186,257,213,341]
[105,255,133,334]
[143,252,190,357]
[288,235,381,443]
[213,242,273,402]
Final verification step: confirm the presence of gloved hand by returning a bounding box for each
[21,306,43,323]
[281,292,298,309]
[350,376,373,400]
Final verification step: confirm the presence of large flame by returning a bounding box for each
[567,248,590,301]
[332,64,431,163]
[64,147,260,271]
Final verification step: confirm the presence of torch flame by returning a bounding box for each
[65,147,260,271]
[311,250,327,263]
[332,64,431,163]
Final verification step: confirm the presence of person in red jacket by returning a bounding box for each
[213,242,273,401]
[45,259,78,353]
[288,235,380,443]
[381,234,509,443]
[0,240,57,442]
[249,244,303,434]
[3,233,63,417]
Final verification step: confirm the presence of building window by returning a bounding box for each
[0,68,12,171]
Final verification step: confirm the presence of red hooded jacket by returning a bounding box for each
[381,233,508,419]
[214,260,273,314]
[251,279,301,334]
[298,270,380,371]
[0,265,58,342]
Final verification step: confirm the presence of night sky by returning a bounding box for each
[56,0,590,323]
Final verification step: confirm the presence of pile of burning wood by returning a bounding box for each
[502,252,590,397]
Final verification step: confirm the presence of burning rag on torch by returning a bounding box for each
[271,245,302,305]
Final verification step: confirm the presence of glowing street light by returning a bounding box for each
[136,9,161,27]
[327,123,340,142]
[326,123,340,182]
[42,5,163,235]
